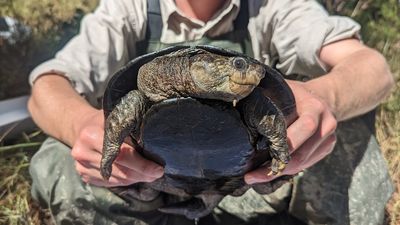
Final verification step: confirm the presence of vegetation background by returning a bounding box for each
[0,0,399,224]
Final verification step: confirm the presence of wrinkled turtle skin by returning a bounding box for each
[101,45,296,219]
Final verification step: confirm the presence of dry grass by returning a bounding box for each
[0,0,399,224]
[0,153,39,225]
[0,131,51,225]
[378,44,400,224]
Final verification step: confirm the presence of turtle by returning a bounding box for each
[101,45,296,219]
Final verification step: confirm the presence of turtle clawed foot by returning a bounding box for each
[267,141,290,176]
[100,169,111,181]
[100,159,112,180]
[267,158,287,176]
[100,141,122,181]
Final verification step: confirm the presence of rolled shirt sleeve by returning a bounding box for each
[29,0,145,104]
[266,0,361,77]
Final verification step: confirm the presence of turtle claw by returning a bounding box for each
[267,158,287,176]
[100,160,112,180]
[100,141,121,181]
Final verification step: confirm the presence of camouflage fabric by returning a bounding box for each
[29,138,300,225]
[289,117,393,225]
[30,115,393,225]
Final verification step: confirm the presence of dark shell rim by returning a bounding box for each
[102,45,295,118]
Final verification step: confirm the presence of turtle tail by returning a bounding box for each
[101,90,149,180]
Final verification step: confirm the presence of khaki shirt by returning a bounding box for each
[29,0,360,105]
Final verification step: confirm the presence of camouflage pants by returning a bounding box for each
[30,117,393,225]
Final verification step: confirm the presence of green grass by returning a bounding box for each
[0,130,50,225]
[0,0,399,224]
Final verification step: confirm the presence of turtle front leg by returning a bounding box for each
[238,88,290,176]
[101,90,150,180]
[257,114,289,175]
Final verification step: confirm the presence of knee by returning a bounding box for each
[29,138,75,206]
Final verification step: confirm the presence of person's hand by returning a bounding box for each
[244,80,337,184]
[70,109,164,187]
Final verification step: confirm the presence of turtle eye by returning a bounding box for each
[232,57,247,71]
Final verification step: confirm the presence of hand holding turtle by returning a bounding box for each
[71,109,164,187]
[245,39,395,184]
[245,80,337,184]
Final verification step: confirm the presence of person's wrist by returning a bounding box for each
[301,77,338,119]
[70,107,103,146]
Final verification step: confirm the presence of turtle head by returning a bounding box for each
[190,52,265,102]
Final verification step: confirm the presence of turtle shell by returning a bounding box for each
[102,45,295,194]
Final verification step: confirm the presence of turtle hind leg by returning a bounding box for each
[101,90,150,180]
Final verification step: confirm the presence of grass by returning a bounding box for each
[378,46,400,223]
[0,130,50,225]
[0,152,36,225]
[0,0,399,224]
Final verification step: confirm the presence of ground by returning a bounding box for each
[0,0,399,224]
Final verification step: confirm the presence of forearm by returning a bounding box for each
[28,74,98,146]
[305,48,394,121]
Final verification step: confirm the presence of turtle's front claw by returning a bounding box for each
[267,158,287,176]
[100,141,119,181]
[100,156,113,180]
